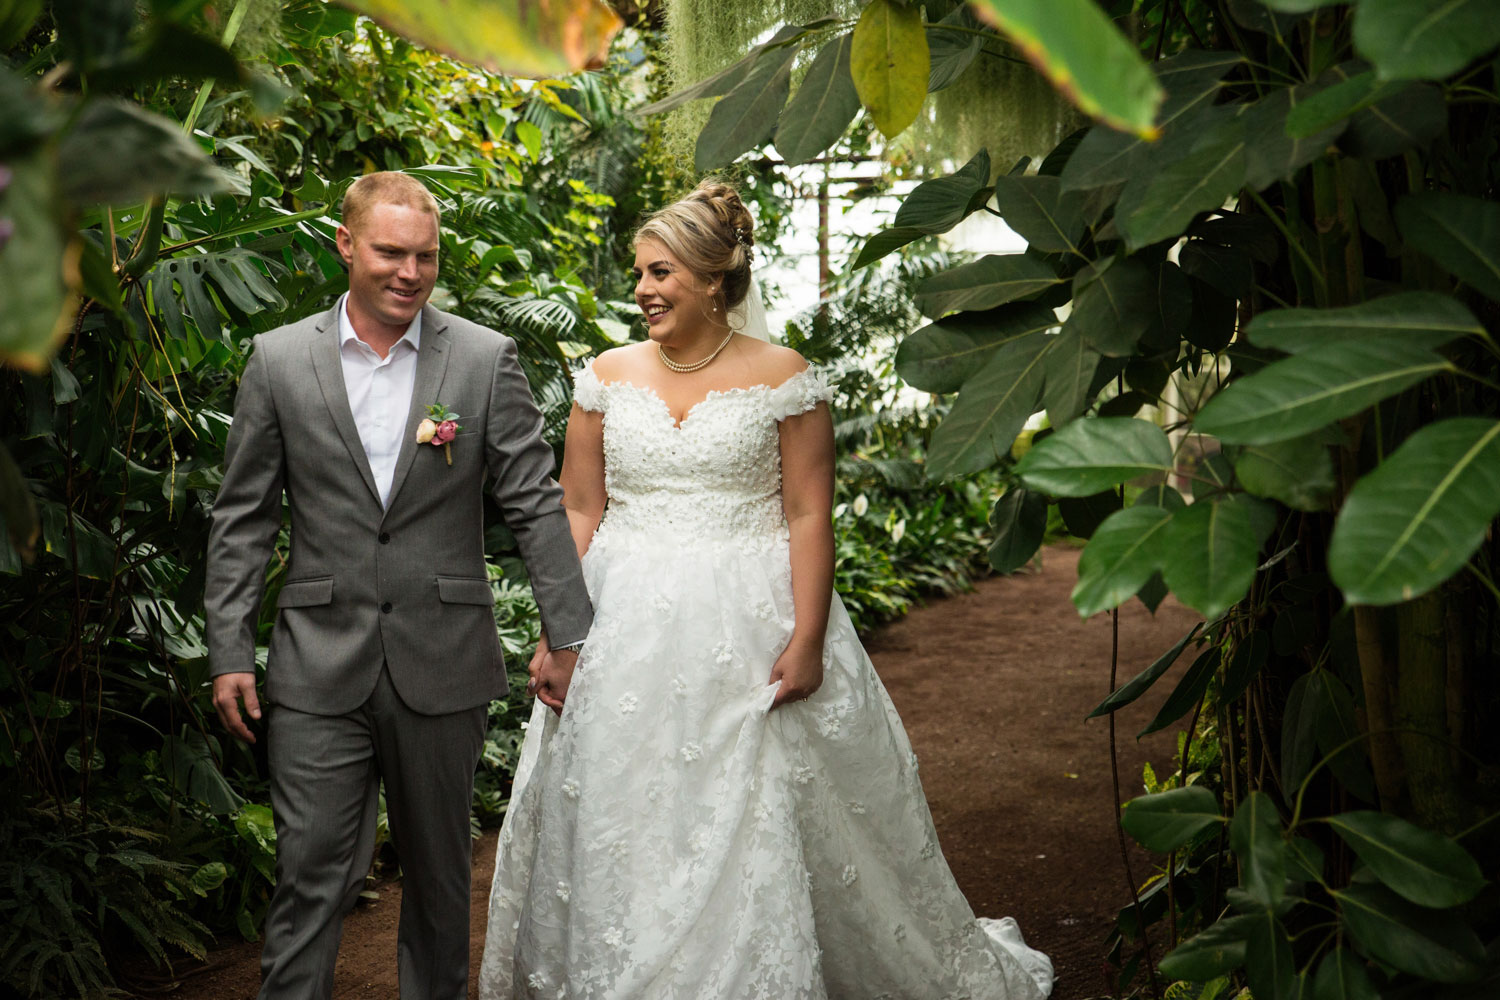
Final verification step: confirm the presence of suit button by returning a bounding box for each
[378,532,390,544]
[381,601,393,613]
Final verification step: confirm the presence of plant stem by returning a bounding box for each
[1108,606,1161,994]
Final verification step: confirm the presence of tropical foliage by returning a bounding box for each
[651,0,1500,995]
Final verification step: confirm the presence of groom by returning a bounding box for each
[205,171,591,999]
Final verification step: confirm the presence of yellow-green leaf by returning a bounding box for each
[850,0,929,138]
[970,0,1164,139]
[0,151,78,375]
[340,0,622,79]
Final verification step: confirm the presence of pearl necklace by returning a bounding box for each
[657,329,735,373]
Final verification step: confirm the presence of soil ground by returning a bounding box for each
[141,545,1199,1000]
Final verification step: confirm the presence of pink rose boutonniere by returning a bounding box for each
[416,402,463,466]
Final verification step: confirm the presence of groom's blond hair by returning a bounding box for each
[341,172,441,233]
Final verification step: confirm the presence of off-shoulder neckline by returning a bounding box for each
[576,359,821,430]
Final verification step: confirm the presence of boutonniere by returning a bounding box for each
[416,402,463,466]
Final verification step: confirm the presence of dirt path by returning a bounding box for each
[149,545,1198,999]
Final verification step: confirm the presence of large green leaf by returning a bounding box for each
[1059,50,1238,192]
[1066,257,1157,356]
[991,174,1087,255]
[1120,785,1223,852]
[1243,78,1349,190]
[1234,433,1335,511]
[1231,791,1287,908]
[989,488,1048,573]
[1327,811,1486,908]
[163,729,244,815]
[775,34,860,166]
[0,151,75,375]
[1329,418,1500,605]
[1195,339,1454,445]
[1315,671,1376,803]
[1395,192,1500,304]
[1072,505,1173,617]
[58,99,233,206]
[1042,323,1100,427]
[1244,908,1297,1000]
[341,0,620,78]
[695,41,798,171]
[896,301,1057,393]
[893,149,992,235]
[1116,112,1249,252]
[926,332,1051,479]
[851,226,929,270]
[1247,293,1484,353]
[1158,915,1254,980]
[914,254,1064,318]
[1333,883,1487,983]
[1162,497,1261,620]
[1340,79,1446,159]
[926,9,984,92]
[1015,417,1174,496]
[1281,670,1326,795]
[1284,71,1402,139]
[1354,0,1500,82]
[850,0,929,138]
[969,0,1163,138]
[1088,622,1201,717]
[1221,630,1268,704]
[1141,647,1221,737]
[1313,949,1379,1000]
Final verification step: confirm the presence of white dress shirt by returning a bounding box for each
[337,294,421,508]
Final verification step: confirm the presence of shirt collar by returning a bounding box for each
[337,292,422,355]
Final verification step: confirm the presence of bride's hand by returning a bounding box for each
[527,634,551,698]
[768,641,823,710]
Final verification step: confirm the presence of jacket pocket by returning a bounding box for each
[277,576,334,608]
[436,576,494,606]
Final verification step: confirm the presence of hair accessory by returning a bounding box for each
[733,227,751,247]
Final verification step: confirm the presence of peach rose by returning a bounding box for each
[416,418,437,443]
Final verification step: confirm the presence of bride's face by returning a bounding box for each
[632,241,720,345]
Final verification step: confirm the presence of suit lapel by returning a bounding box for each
[382,306,451,519]
[309,305,382,508]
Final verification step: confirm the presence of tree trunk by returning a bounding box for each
[1395,591,1469,833]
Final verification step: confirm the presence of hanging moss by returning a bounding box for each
[659,0,857,166]
[908,47,1081,176]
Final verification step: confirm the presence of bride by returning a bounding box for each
[478,181,1053,1000]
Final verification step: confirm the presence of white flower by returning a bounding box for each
[671,674,688,696]
[680,741,702,762]
[841,865,858,887]
[713,640,734,666]
[653,593,672,614]
[561,778,580,800]
[689,828,711,854]
[852,493,868,516]
[528,973,546,989]
[555,880,571,903]
[609,838,630,860]
[754,600,776,621]
[848,801,866,815]
[921,840,936,860]
[891,517,906,543]
[793,765,815,785]
[832,502,848,519]
[603,926,624,948]
[909,750,920,770]
[818,710,842,737]
[618,692,638,714]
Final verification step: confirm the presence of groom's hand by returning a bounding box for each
[213,672,262,743]
[535,647,579,715]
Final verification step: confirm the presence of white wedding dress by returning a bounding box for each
[479,361,1054,1000]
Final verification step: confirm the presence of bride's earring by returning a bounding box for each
[709,286,719,313]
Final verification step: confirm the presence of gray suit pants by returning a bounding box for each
[259,666,486,1000]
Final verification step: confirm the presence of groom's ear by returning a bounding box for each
[335,224,354,266]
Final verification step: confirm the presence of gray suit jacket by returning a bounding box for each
[204,303,591,716]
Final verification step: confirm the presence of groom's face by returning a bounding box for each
[337,201,440,331]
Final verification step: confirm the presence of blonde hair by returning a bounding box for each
[634,179,755,308]
[341,172,441,233]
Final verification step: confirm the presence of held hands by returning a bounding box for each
[213,672,262,743]
[528,635,579,714]
[768,639,823,710]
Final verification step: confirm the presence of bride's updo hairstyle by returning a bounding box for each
[634,179,756,310]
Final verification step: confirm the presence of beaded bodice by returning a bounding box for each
[571,360,833,551]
